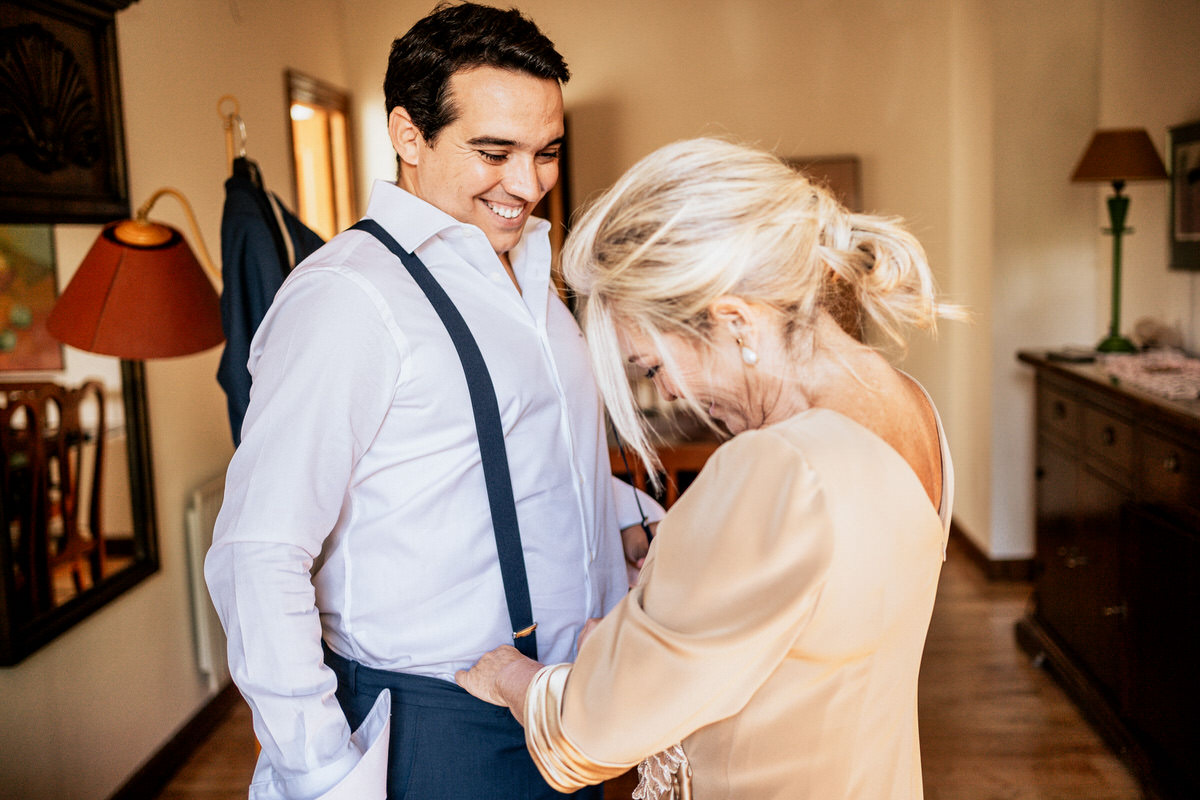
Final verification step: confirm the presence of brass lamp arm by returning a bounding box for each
[136,187,222,287]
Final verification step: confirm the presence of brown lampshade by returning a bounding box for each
[47,219,224,359]
[1071,128,1168,183]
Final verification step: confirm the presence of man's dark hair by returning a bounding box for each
[385,2,570,144]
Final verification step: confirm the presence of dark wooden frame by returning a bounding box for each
[0,0,136,224]
[784,155,863,212]
[0,359,159,666]
[1168,119,1200,271]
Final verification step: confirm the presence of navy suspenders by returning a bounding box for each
[351,218,538,660]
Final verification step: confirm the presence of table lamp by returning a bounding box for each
[1071,128,1168,353]
[47,187,224,359]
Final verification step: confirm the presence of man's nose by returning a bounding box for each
[502,156,541,201]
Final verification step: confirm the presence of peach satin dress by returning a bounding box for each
[525,400,953,799]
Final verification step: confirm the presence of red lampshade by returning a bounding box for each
[47,219,224,359]
[1071,128,1168,183]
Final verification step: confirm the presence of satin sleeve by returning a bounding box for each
[524,428,836,789]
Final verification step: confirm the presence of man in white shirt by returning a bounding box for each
[205,5,658,799]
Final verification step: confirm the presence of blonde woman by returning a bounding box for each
[456,137,960,799]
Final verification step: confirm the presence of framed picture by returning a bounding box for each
[0,0,135,224]
[1168,119,1200,271]
[784,155,863,212]
[0,225,64,371]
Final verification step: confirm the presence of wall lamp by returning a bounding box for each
[47,188,224,359]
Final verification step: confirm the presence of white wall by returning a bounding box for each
[336,0,1199,563]
[0,2,348,798]
[987,0,1103,558]
[339,0,971,519]
[2,1,1199,797]
[988,0,1200,559]
[1098,0,1200,349]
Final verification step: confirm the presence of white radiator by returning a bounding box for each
[185,471,230,692]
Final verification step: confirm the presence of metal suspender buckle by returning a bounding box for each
[513,622,538,639]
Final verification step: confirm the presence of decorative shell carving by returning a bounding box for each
[0,23,103,174]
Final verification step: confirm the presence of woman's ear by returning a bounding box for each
[708,296,755,337]
[388,107,422,167]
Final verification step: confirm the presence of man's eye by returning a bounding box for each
[479,151,507,164]
[644,365,661,380]
[537,149,561,162]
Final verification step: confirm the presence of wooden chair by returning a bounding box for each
[610,437,720,509]
[1,395,46,617]
[0,381,107,611]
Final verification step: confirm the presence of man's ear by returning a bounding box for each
[388,107,422,167]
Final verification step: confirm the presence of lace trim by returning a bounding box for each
[632,744,690,800]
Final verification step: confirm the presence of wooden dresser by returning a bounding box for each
[1016,351,1200,800]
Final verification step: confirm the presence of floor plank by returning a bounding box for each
[158,536,1141,798]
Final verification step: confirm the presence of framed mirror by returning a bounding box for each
[0,0,156,665]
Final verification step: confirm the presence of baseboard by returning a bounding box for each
[950,520,1034,581]
[108,682,242,800]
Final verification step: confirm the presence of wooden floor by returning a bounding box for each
[156,536,1142,799]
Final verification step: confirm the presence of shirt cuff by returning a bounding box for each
[249,690,391,800]
[612,477,665,531]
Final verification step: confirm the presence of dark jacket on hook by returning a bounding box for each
[217,157,325,446]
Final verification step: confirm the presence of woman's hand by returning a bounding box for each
[455,645,543,726]
[577,617,603,651]
[620,521,658,587]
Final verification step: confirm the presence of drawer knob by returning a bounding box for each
[1103,603,1127,618]
[1163,453,1181,473]
[1102,426,1116,446]
[1053,401,1067,419]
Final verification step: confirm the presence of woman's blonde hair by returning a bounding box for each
[563,137,956,469]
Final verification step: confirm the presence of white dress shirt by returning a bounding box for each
[205,180,660,800]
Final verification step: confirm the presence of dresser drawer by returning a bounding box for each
[1038,383,1081,443]
[1082,405,1134,477]
[1140,432,1200,518]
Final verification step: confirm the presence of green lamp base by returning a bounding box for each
[1096,333,1137,353]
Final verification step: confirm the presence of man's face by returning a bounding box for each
[393,66,564,261]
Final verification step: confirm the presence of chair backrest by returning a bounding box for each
[0,381,107,613]
[609,438,720,508]
[0,395,47,617]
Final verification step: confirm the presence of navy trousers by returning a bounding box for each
[324,646,604,800]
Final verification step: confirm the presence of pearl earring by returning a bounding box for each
[737,337,758,366]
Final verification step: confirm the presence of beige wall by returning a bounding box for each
[0,1,348,798]
[340,0,1197,558]
[1,1,1198,797]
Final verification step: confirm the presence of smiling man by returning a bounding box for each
[205,4,659,799]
